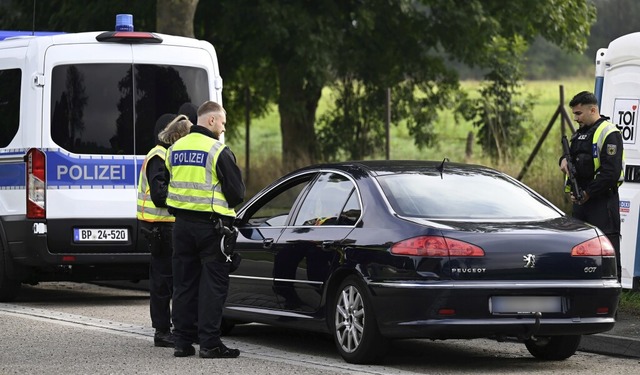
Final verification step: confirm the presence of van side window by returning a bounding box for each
[0,68,21,148]
[51,64,208,155]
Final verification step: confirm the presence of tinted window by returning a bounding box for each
[377,172,560,220]
[0,68,21,147]
[51,64,208,155]
[294,173,358,226]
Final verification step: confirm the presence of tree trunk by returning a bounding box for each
[277,64,321,172]
[156,0,198,37]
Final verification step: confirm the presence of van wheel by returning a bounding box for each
[0,239,20,302]
[525,335,581,360]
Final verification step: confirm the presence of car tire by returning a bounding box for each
[525,335,582,360]
[0,238,20,302]
[332,275,388,364]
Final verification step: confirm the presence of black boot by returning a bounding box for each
[154,330,175,348]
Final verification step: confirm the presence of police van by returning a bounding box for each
[595,33,640,290]
[0,15,222,301]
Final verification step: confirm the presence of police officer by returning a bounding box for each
[165,101,245,358]
[560,91,625,281]
[137,114,191,347]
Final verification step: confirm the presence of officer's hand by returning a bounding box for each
[570,190,589,205]
[559,158,568,174]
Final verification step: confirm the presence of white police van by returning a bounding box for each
[0,15,222,301]
[595,33,640,290]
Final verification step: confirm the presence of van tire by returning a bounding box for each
[0,238,21,302]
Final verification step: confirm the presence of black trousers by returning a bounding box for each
[140,221,174,332]
[171,216,231,349]
[573,190,621,281]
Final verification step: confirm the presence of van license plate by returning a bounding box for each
[74,228,129,242]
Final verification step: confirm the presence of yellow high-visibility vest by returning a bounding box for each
[592,120,625,184]
[564,120,626,193]
[165,133,236,217]
[137,145,175,222]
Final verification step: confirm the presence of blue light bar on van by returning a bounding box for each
[96,13,162,44]
[0,31,64,41]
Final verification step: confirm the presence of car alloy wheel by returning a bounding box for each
[335,284,364,353]
[332,275,387,364]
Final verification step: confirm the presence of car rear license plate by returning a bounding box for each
[74,228,129,242]
[490,296,563,314]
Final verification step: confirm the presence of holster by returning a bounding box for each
[203,218,242,272]
[141,226,163,257]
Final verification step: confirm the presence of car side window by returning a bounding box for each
[294,172,358,226]
[337,190,361,226]
[246,176,313,227]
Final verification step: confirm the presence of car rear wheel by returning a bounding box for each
[525,335,581,360]
[332,275,388,364]
[0,239,21,302]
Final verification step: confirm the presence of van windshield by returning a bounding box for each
[50,63,208,155]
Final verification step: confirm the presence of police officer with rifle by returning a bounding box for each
[559,91,625,281]
[165,101,245,359]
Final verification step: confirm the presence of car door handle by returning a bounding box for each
[263,238,274,249]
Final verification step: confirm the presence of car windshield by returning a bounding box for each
[376,171,561,221]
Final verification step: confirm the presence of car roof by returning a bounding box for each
[297,160,496,177]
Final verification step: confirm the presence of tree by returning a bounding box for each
[204,0,595,171]
[0,0,597,171]
[156,0,198,37]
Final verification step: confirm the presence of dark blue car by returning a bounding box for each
[222,160,620,364]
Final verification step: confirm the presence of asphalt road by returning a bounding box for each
[1,282,639,375]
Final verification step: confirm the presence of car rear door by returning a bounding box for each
[271,172,360,312]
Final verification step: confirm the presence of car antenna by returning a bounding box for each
[436,158,449,179]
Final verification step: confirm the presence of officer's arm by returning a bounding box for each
[148,155,169,208]
[216,148,246,208]
[586,131,624,197]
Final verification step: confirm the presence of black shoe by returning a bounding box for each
[174,345,195,357]
[199,344,240,359]
[154,330,175,348]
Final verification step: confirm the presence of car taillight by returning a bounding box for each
[26,148,46,219]
[571,236,615,257]
[391,236,485,257]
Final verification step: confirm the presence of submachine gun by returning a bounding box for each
[562,135,584,202]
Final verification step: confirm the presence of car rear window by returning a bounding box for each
[50,63,208,155]
[376,172,561,221]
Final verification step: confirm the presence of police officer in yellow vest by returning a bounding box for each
[165,101,245,359]
[560,91,625,281]
[137,114,191,347]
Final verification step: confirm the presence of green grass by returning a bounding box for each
[619,290,640,316]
